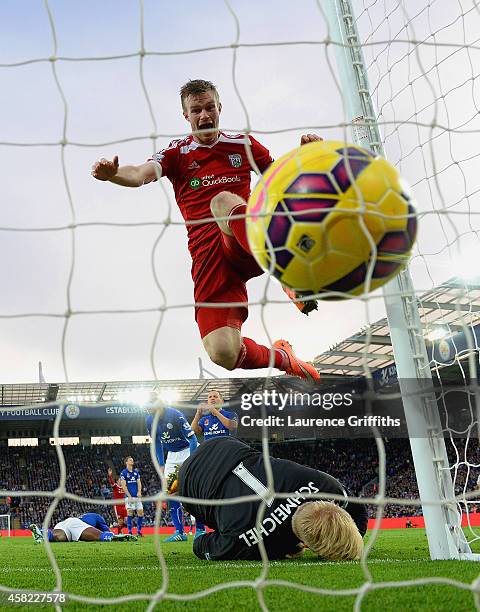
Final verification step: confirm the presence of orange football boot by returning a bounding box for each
[273,339,320,381]
[282,286,318,316]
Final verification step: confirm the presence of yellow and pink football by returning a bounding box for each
[246,140,417,298]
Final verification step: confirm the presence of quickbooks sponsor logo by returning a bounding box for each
[190,175,241,189]
[202,175,241,187]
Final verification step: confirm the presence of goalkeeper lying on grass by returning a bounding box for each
[169,437,367,561]
[29,512,138,543]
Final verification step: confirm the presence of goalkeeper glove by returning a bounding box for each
[166,467,179,495]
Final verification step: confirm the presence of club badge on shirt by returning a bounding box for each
[228,154,242,168]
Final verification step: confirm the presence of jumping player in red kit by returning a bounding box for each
[107,468,127,534]
[91,79,320,380]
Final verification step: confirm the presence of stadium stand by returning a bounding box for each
[1,276,478,530]
[2,436,477,530]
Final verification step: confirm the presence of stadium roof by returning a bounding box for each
[0,277,478,407]
[0,372,358,408]
[0,378,234,408]
[312,276,480,376]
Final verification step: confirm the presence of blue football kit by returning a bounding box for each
[198,409,238,440]
[80,512,110,533]
[119,467,143,535]
[146,406,202,538]
[120,468,141,497]
[146,407,198,467]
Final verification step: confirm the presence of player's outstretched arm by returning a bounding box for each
[91,156,160,187]
[107,467,115,486]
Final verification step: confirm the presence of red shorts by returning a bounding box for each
[195,232,263,338]
[114,505,127,519]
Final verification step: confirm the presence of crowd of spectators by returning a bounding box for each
[251,438,422,518]
[1,437,479,529]
[1,443,165,529]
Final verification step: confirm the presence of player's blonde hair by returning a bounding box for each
[291,501,364,561]
[180,79,220,111]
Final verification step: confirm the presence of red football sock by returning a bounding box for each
[235,337,289,371]
[117,525,123,534]
[228,204,250,253]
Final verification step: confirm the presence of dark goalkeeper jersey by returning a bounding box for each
[178,437,367,561]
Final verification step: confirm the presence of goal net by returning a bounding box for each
[0,0,479,607]
[351,0,480,559]
[0,515,11,537]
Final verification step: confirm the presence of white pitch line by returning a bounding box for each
[0,559,436,573]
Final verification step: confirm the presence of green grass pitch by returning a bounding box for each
[1,530,480,611]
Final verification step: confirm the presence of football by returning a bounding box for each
[246,140,417,297]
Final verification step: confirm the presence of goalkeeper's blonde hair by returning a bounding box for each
[291,501,364,561]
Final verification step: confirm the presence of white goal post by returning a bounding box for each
[0,514,11,537]
[324,0,480,561]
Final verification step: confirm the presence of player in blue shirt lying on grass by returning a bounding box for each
[191,388,238,441]
[146,392,206,543]
[29,512,137,543]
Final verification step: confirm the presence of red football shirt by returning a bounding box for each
[108,474,124,500]
[148,132,273,303]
